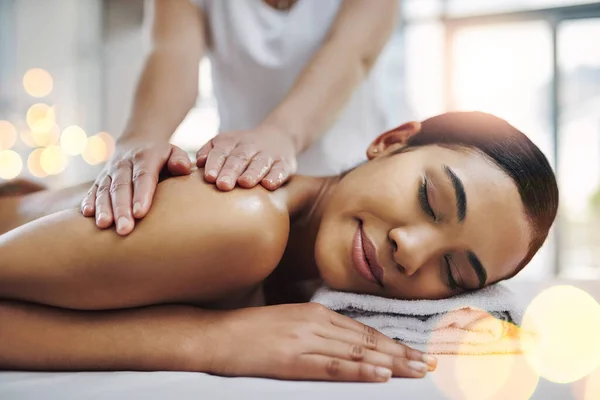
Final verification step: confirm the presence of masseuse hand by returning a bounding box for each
[208,303,436,382]
[196,126,297,191]
[81,139,192,235]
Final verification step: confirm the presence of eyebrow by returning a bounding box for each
[467,251,488,289]
[443,165,467,223]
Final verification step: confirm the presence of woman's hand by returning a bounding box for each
[207,303,436,382]
[196,126,297,191]
[81,139,192,235]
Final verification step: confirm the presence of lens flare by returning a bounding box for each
[521,285,600,384]
[430,312,539,400]
[23,68,53,98]
[26,103,56,133]
[0,150,23,179]
[0,120,17,150]
[584,365,600,400]
[32,125,60,147]
[27,149,47,178]
[40,145,68,175]
[82,135,107,165]
[97,131,115,159]
[60,125,87,155]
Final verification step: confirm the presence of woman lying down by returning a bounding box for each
[0,112,558,383]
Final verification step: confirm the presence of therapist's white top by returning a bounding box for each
[191,0,387,176]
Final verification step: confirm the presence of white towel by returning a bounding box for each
[311,284,533,355]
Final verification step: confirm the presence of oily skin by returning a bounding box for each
[313,124,532,300]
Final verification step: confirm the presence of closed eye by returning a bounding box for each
[419,177,437,221]
[444,255,460,292]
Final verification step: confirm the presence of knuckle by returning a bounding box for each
[132,168,154,182]
[251,155,273,165]
[109,180,130,195]
[114,158,131,170]
[362,333,378,348]
[96,184,110,196]
[325,358,341,377]
[229,150,252,163]
[350,345,365,361]
[364,325,377,337]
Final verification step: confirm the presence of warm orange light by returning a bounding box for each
[0,150,23,179]
[26,103,56,133]
[0,120,17,150]
[27,148,47,178]
[60,125,88,155]
[40,145,68,175]
[20,130,37,148]
[430,313,539,400]
[23,68,53,98]
[32,125,60,147]
[97,131,115,159]
[82,135,107,165]
[521,285,600,384]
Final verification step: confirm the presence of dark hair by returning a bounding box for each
[395,111,559,280]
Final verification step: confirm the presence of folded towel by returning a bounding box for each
[311,284,531,355]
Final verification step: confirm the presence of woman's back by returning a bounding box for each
[0,171,290,309]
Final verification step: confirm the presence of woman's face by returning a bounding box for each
[314,124,532,300]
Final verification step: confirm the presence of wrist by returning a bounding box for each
[257,120,306,154]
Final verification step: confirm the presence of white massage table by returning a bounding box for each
[1,280,598,400]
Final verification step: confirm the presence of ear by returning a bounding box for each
[366,121,422,160]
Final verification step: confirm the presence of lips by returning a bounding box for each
[351,221,384,287]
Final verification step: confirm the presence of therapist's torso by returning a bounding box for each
[192,0,388,176]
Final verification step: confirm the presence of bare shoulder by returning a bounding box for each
[152,170,291,288]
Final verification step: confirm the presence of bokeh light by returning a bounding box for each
[0,150,23,179]
[430,312,539,400]
[20,129,37,148]
[82,134,108,165]
[96,131,115,159]
[27,148,47,178]
[584,365,600,400]
[32,124,60,147]
[0,120,18,150]
[26,103,56,133]
[23,68,53,98]
[40,145,68,175]
[521,285,600,384]
[60,125,87,155]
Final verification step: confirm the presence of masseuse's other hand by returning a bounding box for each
[208,303,436,382]
[196,127,297,191]
[81,139,192,235]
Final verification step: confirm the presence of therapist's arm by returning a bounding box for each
[81,0,205,236]
[199,0,398,190]
[263,0,398,152]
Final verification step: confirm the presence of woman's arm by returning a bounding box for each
[0,301,214,371]
[0,173,289,310]
[0,300,433,379]
[261,0,398,152]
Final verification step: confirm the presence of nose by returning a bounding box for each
[388,225,443,276]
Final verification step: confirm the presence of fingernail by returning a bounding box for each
[219,176,233,187]
[83,205,92,215]
[407,361,428,374]
[133,202,142,216]
[206,170,217,179]
[375,366,392,380]
[97,212,107,224]
[422,355,437,370]
[117,217,130,233]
